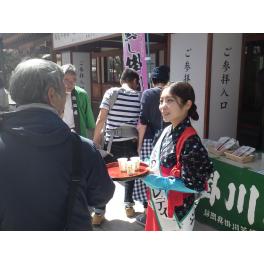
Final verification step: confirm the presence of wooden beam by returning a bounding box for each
[95,41,123,48]
[166,33,170,65]
[2,33,51,49]
[204,33,213,139]
[92,49,122,58]
[148,34,166,43]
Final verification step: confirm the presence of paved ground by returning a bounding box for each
[93,181,216,231]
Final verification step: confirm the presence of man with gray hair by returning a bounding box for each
[62,64,95,138]
[0,58,115,230]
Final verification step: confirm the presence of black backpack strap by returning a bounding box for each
[0,114,3,130]
[71,89,81,134]
[64,132,82,230]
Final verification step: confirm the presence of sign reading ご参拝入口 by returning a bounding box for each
[122,33,148,91]
[208,34,242,140]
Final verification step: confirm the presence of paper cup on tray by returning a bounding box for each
[126,160,136,175]
[117,158,128,172]
[130,156,140,171]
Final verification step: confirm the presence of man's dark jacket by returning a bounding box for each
[0,106,115,230]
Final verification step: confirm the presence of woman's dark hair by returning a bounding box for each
[120,68,139,83]
[168,82,199,121]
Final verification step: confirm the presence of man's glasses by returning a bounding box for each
[63,79,76,86]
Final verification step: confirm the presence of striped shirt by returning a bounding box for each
[100,84,141,142]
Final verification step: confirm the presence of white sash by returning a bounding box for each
[149,125,198,231]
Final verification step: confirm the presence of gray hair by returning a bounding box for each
[61,64,76,75]
[9,58,65,105]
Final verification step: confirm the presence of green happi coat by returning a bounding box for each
[73,86,95,138]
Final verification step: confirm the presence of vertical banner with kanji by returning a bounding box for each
[208,34,242,140]
[122,33,148,91]
[72,52,91,100]
[170,33,208,137]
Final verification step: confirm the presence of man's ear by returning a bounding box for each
[47,87,56,106]
[47,86,66,116]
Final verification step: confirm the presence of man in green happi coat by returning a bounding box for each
[62,64,95,138]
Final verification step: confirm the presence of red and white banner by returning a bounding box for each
[122,33,148,91]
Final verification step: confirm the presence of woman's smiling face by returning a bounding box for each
[159,87,191,127]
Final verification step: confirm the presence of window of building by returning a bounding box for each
[105,55,123,83]
[92,57,97,82]
[55,54,62,65]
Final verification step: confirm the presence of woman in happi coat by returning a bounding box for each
[143,82,214,231]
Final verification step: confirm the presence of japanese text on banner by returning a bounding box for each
[122,33,148,91]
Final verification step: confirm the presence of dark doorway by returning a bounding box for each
[237,34,264,150]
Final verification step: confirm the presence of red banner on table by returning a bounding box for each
[122,33,148,91]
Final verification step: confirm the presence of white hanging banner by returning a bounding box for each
[170,33,208,137]
[61,51,71,65]
[72,52,91,101]
[208,34,242,140]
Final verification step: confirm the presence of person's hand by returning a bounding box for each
[93,142,102,149]
[98,149,113,158]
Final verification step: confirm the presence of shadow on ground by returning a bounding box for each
[93,218,144,231]
[93,219,216,231]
